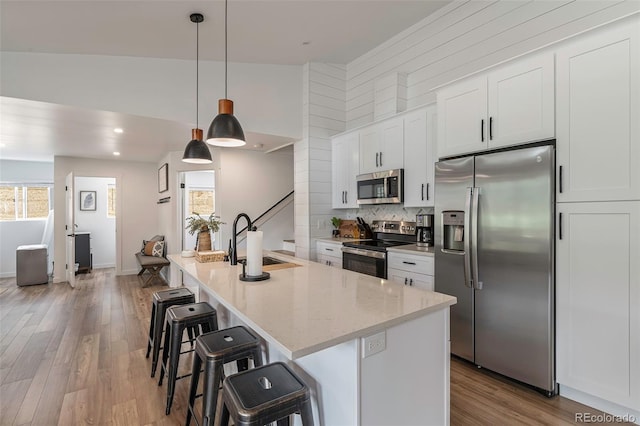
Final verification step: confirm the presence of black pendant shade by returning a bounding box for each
[183,129,212,164]
[182,13,213,164]
[206,99,245,147]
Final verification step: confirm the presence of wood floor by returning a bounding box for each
[0,269,621,425]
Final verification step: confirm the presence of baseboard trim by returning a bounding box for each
[560,384,639,424]
[0,272,16,278]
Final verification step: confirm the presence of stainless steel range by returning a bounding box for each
[342,220,416,279]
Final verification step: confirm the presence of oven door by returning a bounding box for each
[342,247,386,278]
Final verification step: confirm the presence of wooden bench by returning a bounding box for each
[136,235,170,287]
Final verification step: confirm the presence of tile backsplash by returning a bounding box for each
[342,205,434,224]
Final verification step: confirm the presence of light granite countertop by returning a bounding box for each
[386,244,435,257]
[168,251,455,359]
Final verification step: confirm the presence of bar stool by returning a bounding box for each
[186,326,263,426]
[217,362,314,426]
[158,302,218,415]
[146,288,195,377]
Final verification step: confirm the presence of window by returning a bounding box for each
[188,189,215,216]
[107,185,116,218]
[0,185,51,220]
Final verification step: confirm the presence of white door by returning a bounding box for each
[556,20,640,202]
[487,53,555,149]
[65,172,76,288]
[556,201,640,409]
[437,76,487,158]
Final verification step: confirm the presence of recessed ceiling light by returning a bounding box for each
[302,41,310,46]
[253,143,264,149]
[113,151,120,156]
[113,128,124,134]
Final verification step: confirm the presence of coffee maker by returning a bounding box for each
[416,214,434,247]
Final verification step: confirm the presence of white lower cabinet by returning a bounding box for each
[316,240,343,268]
[556,201,640,412]
[387,252,434,291]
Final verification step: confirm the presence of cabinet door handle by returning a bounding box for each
[421,183,424,201]
[409,278,413,286]
[559,212,563,240]
[481,119,485,142]
[379,152,383,167]
[402,261,416,265]
[375,152,379,167]
[489,116,493,140]
[426,183,430,201]
[344,191,347,204]
[404,277,408,285]
[559,166,563,194]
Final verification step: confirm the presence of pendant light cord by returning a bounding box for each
[196,19,199,129]
[225,0,228,100]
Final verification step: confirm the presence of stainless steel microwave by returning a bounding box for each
[356,169,404,205]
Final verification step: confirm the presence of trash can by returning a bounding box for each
[16,244,48,286]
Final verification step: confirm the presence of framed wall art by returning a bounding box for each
[79,191,96,211]
[158,163,169,193]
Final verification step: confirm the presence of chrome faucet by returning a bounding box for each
[230,213,252,265]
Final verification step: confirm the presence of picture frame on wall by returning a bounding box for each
[79,191,97,211]
[158,163,169,193]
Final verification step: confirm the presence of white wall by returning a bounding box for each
[53,156,158,281]
[74,176,116,268]
[346,1,640,128]
[0,52,303,140]
[0,160,54,277]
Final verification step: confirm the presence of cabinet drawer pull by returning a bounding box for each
[481,119,485,142]
[402,261,416,265]
[325,248,334,252]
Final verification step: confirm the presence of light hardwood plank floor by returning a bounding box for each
[0,269,626,425]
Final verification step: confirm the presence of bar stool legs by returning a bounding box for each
[158,302,218,415]
[186,326,263,426]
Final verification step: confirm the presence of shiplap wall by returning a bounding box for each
[295,63,346,259]
[346,0,640,128]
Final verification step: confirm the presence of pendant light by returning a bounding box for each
[206,0,246,147]
[182,13,213,164]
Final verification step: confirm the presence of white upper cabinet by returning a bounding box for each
[403,106,436,207]
[437,76,487,158]
[556,19,640,202]
[437,53,555,158]
[332,132,359,208]
[487,54,555,149]
[359,116,404,174]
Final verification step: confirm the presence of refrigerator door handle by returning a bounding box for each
[471,187,482,290]
[463,187,473,288]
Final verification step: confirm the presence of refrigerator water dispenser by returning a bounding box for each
[442,211,465,252]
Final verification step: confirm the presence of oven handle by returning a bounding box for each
[341,246,386,260]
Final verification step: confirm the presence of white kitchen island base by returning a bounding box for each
[170,253,454,425]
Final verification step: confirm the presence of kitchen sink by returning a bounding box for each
[237,256,287,266]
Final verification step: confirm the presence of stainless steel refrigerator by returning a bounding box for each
[434,144,555,394]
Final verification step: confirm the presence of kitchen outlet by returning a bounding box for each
[362,331,386,358]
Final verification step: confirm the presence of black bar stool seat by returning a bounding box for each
[159,302,218,415]
[146,287,195,377]
[217,362,314,426]
[186,325,263,426]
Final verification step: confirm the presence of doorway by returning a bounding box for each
[181,171,216,252]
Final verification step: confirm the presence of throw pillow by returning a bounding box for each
[144,240,165,257]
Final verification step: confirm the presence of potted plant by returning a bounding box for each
[331,217,342,237]
[186,212,224,251]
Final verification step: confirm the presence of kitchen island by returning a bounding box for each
[168,251,456,425]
